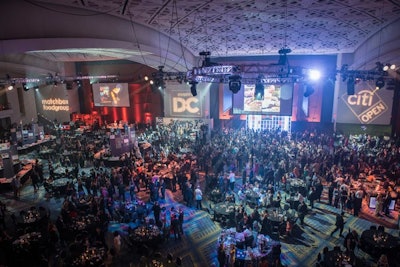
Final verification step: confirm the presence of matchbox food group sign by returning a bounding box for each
[336,80,394,125]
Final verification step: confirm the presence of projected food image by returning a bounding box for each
[263,85,281,112]
[243,84,281,113]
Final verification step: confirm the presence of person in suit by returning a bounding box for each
[331,212,345,237]
[217,243,226,267]
[297,201,308,226]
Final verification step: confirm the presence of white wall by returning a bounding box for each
[6,84,38,124]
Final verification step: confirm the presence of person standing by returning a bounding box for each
[113,231,121,256]
[11,176,21,200]
[184,183,194,208]
[297,200,308,226]
[228,170,235,192]
[382,191,391,217]
[375,193,384,217]
[353,188,363,216]
[178,207,184,235]
[159,178,166,200]
[0,201,6,229]
[331,212,345,237]
[328,182,335,206]
[30,169,40,193]
[170,214,180,240]
[152,201,161,227]
[217,243,226,267]
[195,185,203,210]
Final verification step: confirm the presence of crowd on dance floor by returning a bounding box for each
[0,122,399,266]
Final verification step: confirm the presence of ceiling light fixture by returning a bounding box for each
[375,77,385,89]
[228,75,242,94]
[190,81,198,96]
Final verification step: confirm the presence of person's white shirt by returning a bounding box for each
[195,187,203,200]
[229,171,236,183]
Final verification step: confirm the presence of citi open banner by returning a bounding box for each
[164,81,211,118]
[336,80,394,125]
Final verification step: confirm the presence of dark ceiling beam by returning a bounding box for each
[120,0,130,15]
[148,0,173,24]
[79,0,87,7]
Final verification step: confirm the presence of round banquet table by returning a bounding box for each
[70,214,100,233]
[52,177,70,187]
[209,189,223,202]
[72,247,106,267]
[218,228,280,265]
[286,197,301,210]
[360,229,400,257]
[213,202,236,217]
[12,231,43,248]
[245,190,260,207]
[130,225,162,246]
[12,231,46,264]
[288,178,307,195]
[322,249,355,267]
[20,208,43,226]
[50,178,70,195]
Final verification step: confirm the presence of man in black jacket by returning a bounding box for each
[330,212,345,237]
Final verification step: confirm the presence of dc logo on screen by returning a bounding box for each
[172,97,200,114]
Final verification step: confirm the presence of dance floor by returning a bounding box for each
[1,169,399,267]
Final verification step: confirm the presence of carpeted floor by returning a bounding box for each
[1,168,399,267]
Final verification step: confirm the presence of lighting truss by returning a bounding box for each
[0,74,120,87]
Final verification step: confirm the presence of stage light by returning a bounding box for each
[383,63,396,71]
[190,81,198,96]
[228,75,241,94]
[144,75,149,81]
[308,69,321,81]
[8,81,15,91]
[23,83,29,91]
[376,62,384,71]
[375,77,385,89]
[156,79,165,90]
[303,84,315,97]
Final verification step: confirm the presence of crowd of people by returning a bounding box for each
[0,121,399,266]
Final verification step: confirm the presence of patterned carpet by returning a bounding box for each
[1,170,400,267]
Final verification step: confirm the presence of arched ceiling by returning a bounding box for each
[1,0,400,77]
[26,0,400,56]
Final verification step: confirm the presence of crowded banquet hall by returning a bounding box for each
[0,1,400,267]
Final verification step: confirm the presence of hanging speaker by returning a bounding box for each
[347,78,355,95]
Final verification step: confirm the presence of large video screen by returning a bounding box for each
[232,83,293,115]
[92,83,130,107]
